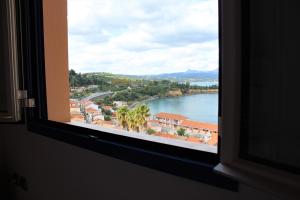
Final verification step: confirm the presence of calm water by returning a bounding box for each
[146,93,218,124]
[190,81,219,87]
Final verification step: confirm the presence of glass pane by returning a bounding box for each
[240,0,300,172]
[45,0,219,153]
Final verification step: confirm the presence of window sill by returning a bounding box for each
[27,119,238,192]
[67,121,218,154]
[214,163,300,199]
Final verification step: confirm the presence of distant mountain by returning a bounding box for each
[127,69,218,81]
[83,69,219,82]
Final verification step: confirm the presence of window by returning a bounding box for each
[14,0,236,190]
[215,0,300,198]
[4,0,299,196]
[64,0,220,153]
[239,0,300,172]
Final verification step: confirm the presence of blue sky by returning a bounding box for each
[67,0,218,75]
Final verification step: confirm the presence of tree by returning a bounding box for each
[135,104,150,132]
[146,128,155,135]
[126,110,139,132]
[69,69,78,87]
[103,109,112,116]
[116,106,129,130]
[177,128,186,136]
[69,69,76,76]
[116,105,150,133]
[103,96,113,106]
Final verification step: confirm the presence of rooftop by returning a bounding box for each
[181,120,218,132]
[155,112,188,121]
[85,108,99,113]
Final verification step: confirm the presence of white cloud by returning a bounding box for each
[67,0,219,75]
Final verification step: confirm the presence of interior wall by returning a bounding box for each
[0,125,280,200]
[43,0,70,122]
[0,134,3,192]
[0,131,8,199]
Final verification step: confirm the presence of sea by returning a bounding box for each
[189,81,219,87]
[146,93,218,124]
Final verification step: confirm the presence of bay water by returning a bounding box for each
[146,93,218,124]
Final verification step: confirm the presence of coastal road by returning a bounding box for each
[80,92,114,102]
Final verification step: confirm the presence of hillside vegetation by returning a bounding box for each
[69,69,218,101]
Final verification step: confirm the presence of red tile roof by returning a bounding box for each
[181,120,218,132]
[208,132,218,146]
[70,104,78,108]
[155,112,188,120]
[70,100,80,108]
[85,108,99,113]
[70,100,78,104]
[147,119,160,123]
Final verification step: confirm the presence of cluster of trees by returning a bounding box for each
[95,96,114,107]
[69,70,140,92]
[116,104,150,133]
[69,69,111,87]
[112,90,141,102]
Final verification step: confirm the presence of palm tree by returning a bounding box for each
[126,110,139,132]
[116,106,129,130]
[116,104,151,133]
[136,104,151,132]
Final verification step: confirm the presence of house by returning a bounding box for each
[153,113,218,142]
[69,99,81,114]
[102,105,113,111]
[180,120,218,143]
[155,112,188,127]
[85,108,103,123]
[81,100,99,111]
[147,119,162,132]
[113,101,127,108]
[70,86,86,93]
[181,120,217,134]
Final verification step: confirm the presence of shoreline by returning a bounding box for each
[128,89,218,109]
[128,96,159,109]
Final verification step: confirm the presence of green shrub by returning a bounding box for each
[177,128,186,136]
[104,115,111,121]
[146,128,156,135]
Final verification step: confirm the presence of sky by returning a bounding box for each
[68,0,218,75]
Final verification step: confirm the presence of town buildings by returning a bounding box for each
[69,100,218,146]
[148,112,218,145]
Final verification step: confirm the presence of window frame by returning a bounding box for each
[17,0,238,191]
[215,0,300,198]
[0,0,22,123]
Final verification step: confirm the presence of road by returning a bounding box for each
[80,92,114,102]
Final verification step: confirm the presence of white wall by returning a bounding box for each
[0,124,281,200]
